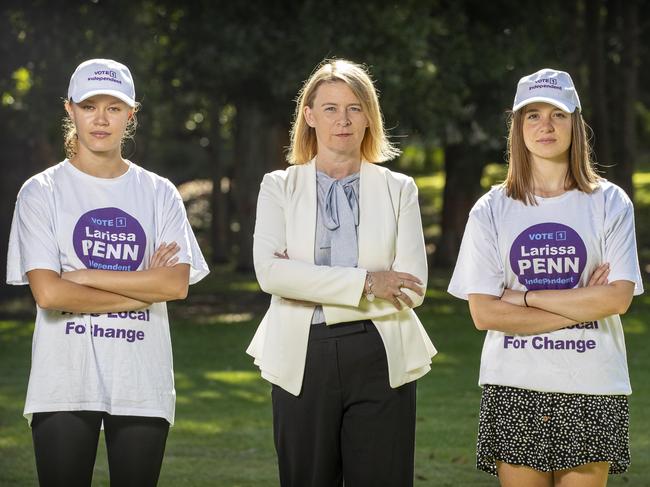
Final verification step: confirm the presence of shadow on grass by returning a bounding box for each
[0,269,648,486]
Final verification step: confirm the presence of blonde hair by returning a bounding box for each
[62,100,140,159]
[288,59,400,164]
[503,109,599,205]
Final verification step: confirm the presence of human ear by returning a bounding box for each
[304,106,316,128]
[64,100,75,121]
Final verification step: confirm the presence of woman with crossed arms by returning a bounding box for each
[247,59,437,487]
[449,68,643,487]
[7,59,208,486]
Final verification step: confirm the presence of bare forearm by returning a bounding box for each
[527,281,634,322]
[469,296,575,335]
[52,284,150,313]
[67,265,190,303]
[28,271,150,313]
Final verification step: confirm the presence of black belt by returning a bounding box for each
[309,320,374,341]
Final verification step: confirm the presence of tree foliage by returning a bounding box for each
[1,0,649,287]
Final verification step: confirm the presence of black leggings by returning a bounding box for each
[31,411,169,487]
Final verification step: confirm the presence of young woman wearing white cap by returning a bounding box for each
[7,59,209,486]
[448,68,643,486]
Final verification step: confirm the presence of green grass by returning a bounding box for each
[2,170,650,485]
[1,270,649,486]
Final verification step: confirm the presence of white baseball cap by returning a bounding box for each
[67,59,136,107]
[513,68,581,113]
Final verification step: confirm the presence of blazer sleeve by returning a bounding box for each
[253,171,367,306]
[322,176,428,324]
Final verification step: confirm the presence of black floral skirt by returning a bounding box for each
[477,384,630,476]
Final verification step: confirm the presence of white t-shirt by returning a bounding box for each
[7,160,209,424]
[448,181,643,395]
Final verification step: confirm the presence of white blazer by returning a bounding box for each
[246,160,437,395]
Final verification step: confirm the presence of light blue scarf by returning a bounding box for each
[316,170,360,267]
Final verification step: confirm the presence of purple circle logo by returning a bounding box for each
[509,223,586,290]
[73,207,146,271]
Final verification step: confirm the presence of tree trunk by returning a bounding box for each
[209,122,232,265]
[585,0,612,165]
[618,0,638,198]
[436,143,486,267]
[232,102,286,272]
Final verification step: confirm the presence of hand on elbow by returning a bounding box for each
[369,270,424,310]
[409,291,425,309]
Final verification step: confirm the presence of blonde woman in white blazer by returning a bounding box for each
[247,59,437,487]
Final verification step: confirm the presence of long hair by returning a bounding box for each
[62,100,140,159]
[503,109,599,204]
[288,59,400,164]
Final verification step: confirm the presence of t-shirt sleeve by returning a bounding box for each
[604,193,643,295]
[156,180,209,285]
[447,199,505,300]
[7,190,61,285]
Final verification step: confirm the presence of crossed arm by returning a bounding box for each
[253,173,426,314]
[27,242,188,314]
[468,263,635,335]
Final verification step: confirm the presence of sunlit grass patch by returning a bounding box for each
[0,320,22,331]
[428,304,459,315]
[230,389,268,403]
[425,287,454,299]
[429,352,459,366]
[204,370,260,385]
[1,262,649,486]
[189,268,261,294]
[193,390,224,400]
[0,320,33,342]
[0,434,21,448]
[175,419,224,435]
[229,282,262,292]
[174,372,196,390]
[194,313,254,325]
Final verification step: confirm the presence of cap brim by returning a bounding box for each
[72,89,136,107]
[513,96,577,113]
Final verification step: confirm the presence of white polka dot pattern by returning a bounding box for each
[476,385,629,476]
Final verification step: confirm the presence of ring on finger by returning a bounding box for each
[400,280,404,287]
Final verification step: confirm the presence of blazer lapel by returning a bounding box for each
[288,159,317,264]
[358,162,393,270]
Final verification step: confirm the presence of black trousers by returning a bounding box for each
[272,320,417,487]
[31,411,169,487]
